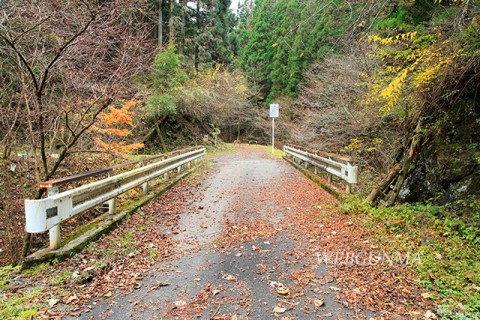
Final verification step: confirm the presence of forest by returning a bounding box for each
[1,0,479,317]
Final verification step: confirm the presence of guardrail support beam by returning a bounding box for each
[141,164,149,195]
[108,172,116,214]
[284,145,358,194]
[48,187,61,250]
[25,147,206,249]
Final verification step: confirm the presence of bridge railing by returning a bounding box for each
[283,144,358,193]
[25,146,206,250]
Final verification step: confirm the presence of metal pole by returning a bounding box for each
[346,183,351,194]
[142,164,149,195]
[48,187,60,250]
[272,117,275,154]
[108,172,116,214]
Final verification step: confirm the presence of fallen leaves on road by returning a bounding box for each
[272,306,287,313]
[314,299,324,307]
[222,274,238,281]
[9,147,433,319]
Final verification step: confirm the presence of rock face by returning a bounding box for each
[400,98,480,204]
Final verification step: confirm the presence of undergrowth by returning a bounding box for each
[0,265,41,319]
[341,196,480,317]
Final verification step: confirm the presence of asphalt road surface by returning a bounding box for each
[72,146,374,319]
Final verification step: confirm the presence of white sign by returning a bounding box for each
[269,104,279,118]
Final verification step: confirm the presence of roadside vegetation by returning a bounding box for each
[341,197,480,316]
[237,0,479,314]
[1,0,479,317]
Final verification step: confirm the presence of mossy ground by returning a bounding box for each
[340,196,480,318]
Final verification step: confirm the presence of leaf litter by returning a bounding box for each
[6,147,433,319]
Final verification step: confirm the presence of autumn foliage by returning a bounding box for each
[92,99,144,153]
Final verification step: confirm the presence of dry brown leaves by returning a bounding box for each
[279,173,432,317]
[14,177,199,318]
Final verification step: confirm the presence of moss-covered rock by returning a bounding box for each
[400,97,479,203]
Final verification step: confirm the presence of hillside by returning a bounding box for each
[1,0,479,317]
[237,0,480,204]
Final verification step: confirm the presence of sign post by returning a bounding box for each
[269,104,279,154]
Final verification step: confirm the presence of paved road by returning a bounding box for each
[74,146,373,319]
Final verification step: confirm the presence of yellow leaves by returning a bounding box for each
[342,138,383,154]
[414,64,441,88]
[414,52,453,89]
[379,68,409,112]
[368,35,383,43]
[299,52,304,58]
[368,35,397,45]
[364,30,456,114]
[397,31,417,41]
[271,42,278,48]
[368,32,417,45]
[342,138,363,153]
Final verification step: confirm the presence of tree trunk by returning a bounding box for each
[195,0,200,71]
[367,117,424,207]
[158,0,163,47]
[156,124,168,153]
[386,118,423,206]
[366,164,401,205]
[169,0,175,45]
[179,0,187,54]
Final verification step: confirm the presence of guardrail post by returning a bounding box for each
[141,163,149,194]
[345,162,358,194]
[48,187,60,250]
[177,165,182,174]
[346,183,351,194]
[108,172,116,214]
[327,174,332,183]
[25,147,206,253]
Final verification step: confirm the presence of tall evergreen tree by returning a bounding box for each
[240,0,277,99]
[238,0,357,100]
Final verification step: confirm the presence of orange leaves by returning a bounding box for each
[92,99,144,153]
[93,128,131,137]
[98,99,140,126]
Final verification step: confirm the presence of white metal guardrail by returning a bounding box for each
[283,144,358,193]
[25,146,206,250]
